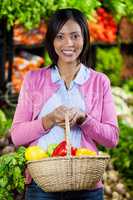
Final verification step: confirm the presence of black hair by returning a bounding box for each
[45,8,91,67]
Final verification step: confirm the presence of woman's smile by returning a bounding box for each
[54,19,84,64]
[61,49,75,56]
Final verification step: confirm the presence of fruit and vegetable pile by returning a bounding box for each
[5,51,44,93]
[25,141,97,161]
[88,8,117,43]
[13,19,47,45]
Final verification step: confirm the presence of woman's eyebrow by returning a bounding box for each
[70,31,81,34]
[58,31,81,34]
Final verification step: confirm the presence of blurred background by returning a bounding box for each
[0,0,133,199]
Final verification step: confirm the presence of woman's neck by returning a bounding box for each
[57,61,81,83]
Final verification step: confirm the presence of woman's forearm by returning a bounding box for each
[80,115,119,148]
[11,119,48,147]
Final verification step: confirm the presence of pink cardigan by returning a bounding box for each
[11,67,119,187]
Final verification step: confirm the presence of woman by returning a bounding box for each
[11,8,119,200]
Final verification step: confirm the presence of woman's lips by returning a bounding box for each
[62,49,75,56]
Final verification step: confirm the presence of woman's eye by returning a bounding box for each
[72,34,80,39]
[56,35,63,40]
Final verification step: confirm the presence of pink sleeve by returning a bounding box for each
[80,76,119,148]
[11,72,48,147]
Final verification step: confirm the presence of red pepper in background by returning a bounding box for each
[88,8,117,43]
[52,141,77,157]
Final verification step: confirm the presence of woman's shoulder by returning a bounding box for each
[24,66,51,82]
[23,66,51,89]
[90,68,110,84]
[26,66,51,78]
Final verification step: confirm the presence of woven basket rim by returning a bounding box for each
[27,154,110,164]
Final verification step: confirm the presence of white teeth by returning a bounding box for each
[62,50,74,55]
[62,49,74,51]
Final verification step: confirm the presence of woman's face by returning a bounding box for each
[53,19,84,65]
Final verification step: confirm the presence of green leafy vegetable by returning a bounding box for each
[0,0,101,30]
[0,146,26,199]
[102,0,133,22]
[122,79,133,93]
[0,109,12,137]
[96,47,123,86]
[109,120,133,193]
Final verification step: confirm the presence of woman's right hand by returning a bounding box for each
[42,105,68,129]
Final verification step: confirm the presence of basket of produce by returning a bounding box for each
[26,113,110,192]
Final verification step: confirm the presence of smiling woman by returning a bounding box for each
[11,8,119,200]
[45,8,90,68]
[53,19,84,65]
[53,19,84,88]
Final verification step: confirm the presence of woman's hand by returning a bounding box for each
[68,108,87,127]
[42,105,68,129]
[42,106,87,130]
[52,105,69,128]
[53,106,87,128]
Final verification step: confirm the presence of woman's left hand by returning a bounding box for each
[68,108,87,127]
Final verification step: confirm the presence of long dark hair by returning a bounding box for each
[45,8,91,67]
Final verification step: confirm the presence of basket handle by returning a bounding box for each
[65,112,71,157]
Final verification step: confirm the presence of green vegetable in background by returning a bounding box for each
[99,120,133,196]
[0,0,101,30]
[0,146,26,199]
[109,120,133,194]
[44,51,52,66]
[122,79,133,93]
[102,0,133,22]
[96,47,123,86]
[0,109,7,122]
[0,109,12,137]
[67,0,101,20]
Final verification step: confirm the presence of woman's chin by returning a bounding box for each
[59,55,78,64]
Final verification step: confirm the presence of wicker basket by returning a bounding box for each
[27,113,110,192]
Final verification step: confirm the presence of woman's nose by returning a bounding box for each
[64,37,73,46]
